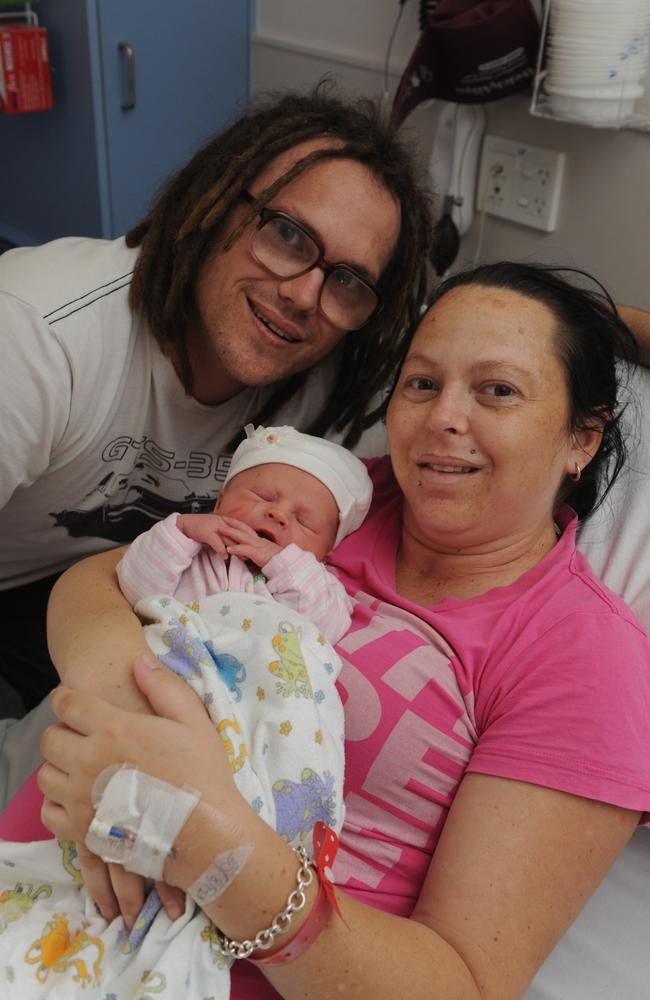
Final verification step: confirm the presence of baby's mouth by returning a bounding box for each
[256,529,276,543]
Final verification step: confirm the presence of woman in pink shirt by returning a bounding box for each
[35,261,650,1000]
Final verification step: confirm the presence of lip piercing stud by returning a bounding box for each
[416,480,422,486]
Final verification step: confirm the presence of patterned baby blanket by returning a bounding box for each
[0,592,345,998]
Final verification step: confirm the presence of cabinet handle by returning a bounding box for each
[118,42,136,111]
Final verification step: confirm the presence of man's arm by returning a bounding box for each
[47,547,154,714]
[619,304,650,367]
[0,291,71,512]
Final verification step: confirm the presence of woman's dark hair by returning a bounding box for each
[393,261,639,521]
[125,80,433,448]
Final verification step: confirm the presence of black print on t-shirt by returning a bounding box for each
[49,437,232,544]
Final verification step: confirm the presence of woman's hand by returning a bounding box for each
[47,550,196,922]
[69,841,188,928]
[39,655,238,913]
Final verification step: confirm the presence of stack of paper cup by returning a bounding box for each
[545,0,650,123]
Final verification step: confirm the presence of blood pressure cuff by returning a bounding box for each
[391,0,540,127]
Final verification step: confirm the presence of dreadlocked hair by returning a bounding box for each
[125,80,433,448]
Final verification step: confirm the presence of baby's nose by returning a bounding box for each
[266,508,287,527]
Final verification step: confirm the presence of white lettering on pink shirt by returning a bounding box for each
[333,601,474,903]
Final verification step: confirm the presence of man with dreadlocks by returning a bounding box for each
[0,83,432,714]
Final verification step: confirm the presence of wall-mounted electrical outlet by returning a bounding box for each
[477,135,566,233]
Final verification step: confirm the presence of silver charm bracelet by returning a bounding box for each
[215,844,315,960]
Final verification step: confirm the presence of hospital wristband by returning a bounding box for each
[245,876,332,967]
[246,822,342,967]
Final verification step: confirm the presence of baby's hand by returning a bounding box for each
[218,516,283,568]
[176,513,229,558]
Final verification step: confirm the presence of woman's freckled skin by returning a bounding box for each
[387,285,581,552]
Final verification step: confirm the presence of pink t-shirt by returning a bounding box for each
[232,456,650,998]
[327,458,650,909]
[4,457,650,1000]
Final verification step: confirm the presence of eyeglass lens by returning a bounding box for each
[252,214,378,330]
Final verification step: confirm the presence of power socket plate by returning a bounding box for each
[477,135,565,233]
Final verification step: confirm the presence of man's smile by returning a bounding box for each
[248,298,302,344]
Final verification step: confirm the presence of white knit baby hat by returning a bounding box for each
[224,424,373,546]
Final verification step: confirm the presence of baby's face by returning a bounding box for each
[216,463,339,560]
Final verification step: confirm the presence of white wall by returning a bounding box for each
[255,0,423,70]
[252,1,650,309]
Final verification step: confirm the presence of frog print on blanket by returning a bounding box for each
[200,922,231,970]
[204,642,246,702]
[121,888,164,955]
[273,768,336,842]
[217,718,249,773]
[268,621,313,698]
[24,912,104,988]
[158,620,209,681]
[0,883,52,933]
[131,968,167,998]
[158,621,247,700]
[59,839,84,885]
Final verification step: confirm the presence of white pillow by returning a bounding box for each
[577,364,650,635]
[525,826,650,1000]
[529,362,650,1000]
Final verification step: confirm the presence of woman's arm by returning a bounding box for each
[46,547,181,923]
[47,547,154,713]
[193,775,637,1000]
[40,662,639,1000]
[619,304,650,367]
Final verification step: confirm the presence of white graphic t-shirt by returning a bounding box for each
[0,236,349,588]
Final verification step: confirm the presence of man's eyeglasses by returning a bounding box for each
[240,190,381,331]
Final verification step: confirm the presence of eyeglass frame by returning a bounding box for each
[239,189,382,330]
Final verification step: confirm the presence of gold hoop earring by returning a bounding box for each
[570,462,582,482]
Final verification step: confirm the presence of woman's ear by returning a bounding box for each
[567,419,605,476]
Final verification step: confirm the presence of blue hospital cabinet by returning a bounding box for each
[0,0,250,245]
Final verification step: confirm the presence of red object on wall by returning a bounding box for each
[0,23,53,114]
[391,0,540,128]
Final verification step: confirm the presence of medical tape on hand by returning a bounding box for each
[85,764,200,881]
[187,843,254,906]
